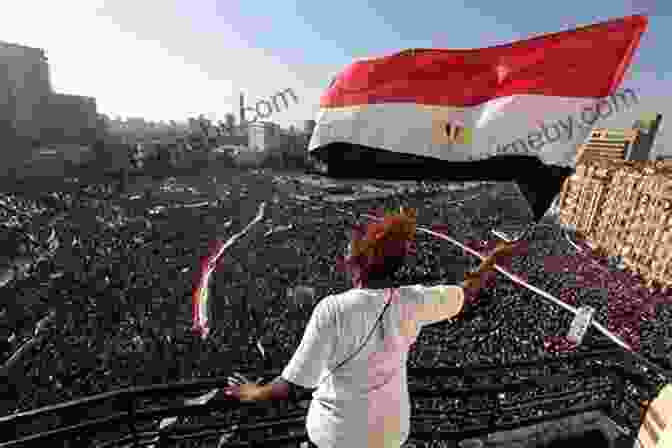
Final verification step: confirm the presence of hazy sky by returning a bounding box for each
[0,0,670,153]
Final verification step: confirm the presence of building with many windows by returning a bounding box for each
[576,115,664,165]
[0,40,98,158]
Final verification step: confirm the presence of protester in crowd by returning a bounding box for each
[223,207,520,448]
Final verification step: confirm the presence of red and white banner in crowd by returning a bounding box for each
[192,203,266,339]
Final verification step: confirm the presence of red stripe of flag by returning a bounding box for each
[322,15,647,108]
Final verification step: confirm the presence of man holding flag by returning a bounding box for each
[217,14,648,447]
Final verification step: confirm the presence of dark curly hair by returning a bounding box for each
[336,207,417,287]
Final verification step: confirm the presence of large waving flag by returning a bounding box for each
[309,15,648,222]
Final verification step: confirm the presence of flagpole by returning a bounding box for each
[342,209,628,347]
[348,209,672,378]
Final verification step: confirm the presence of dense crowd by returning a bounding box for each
[0,167,670,446]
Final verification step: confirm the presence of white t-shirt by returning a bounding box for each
[281,284,465,448]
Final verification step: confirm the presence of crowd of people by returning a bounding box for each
[0,167,670,445]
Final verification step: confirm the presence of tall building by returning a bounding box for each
[0,41,51,147]
[576,128,640,165]
[0,40,98,152]
[576,117,664,164]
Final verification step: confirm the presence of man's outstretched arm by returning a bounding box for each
[252,376,315,402]
[457,241,519,315]
[254,298,334,402]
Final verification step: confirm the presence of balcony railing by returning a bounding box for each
[0,348,662,448]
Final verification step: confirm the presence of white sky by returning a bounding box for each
[0,0,330,127]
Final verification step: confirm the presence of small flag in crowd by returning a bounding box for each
[192,202,266,339]
[192,259,216,339]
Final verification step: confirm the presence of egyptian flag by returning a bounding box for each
[308,15,648,222]
[192,202,266,340]
[192,240,227,339]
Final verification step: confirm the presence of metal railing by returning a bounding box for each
[0,348,659,448]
